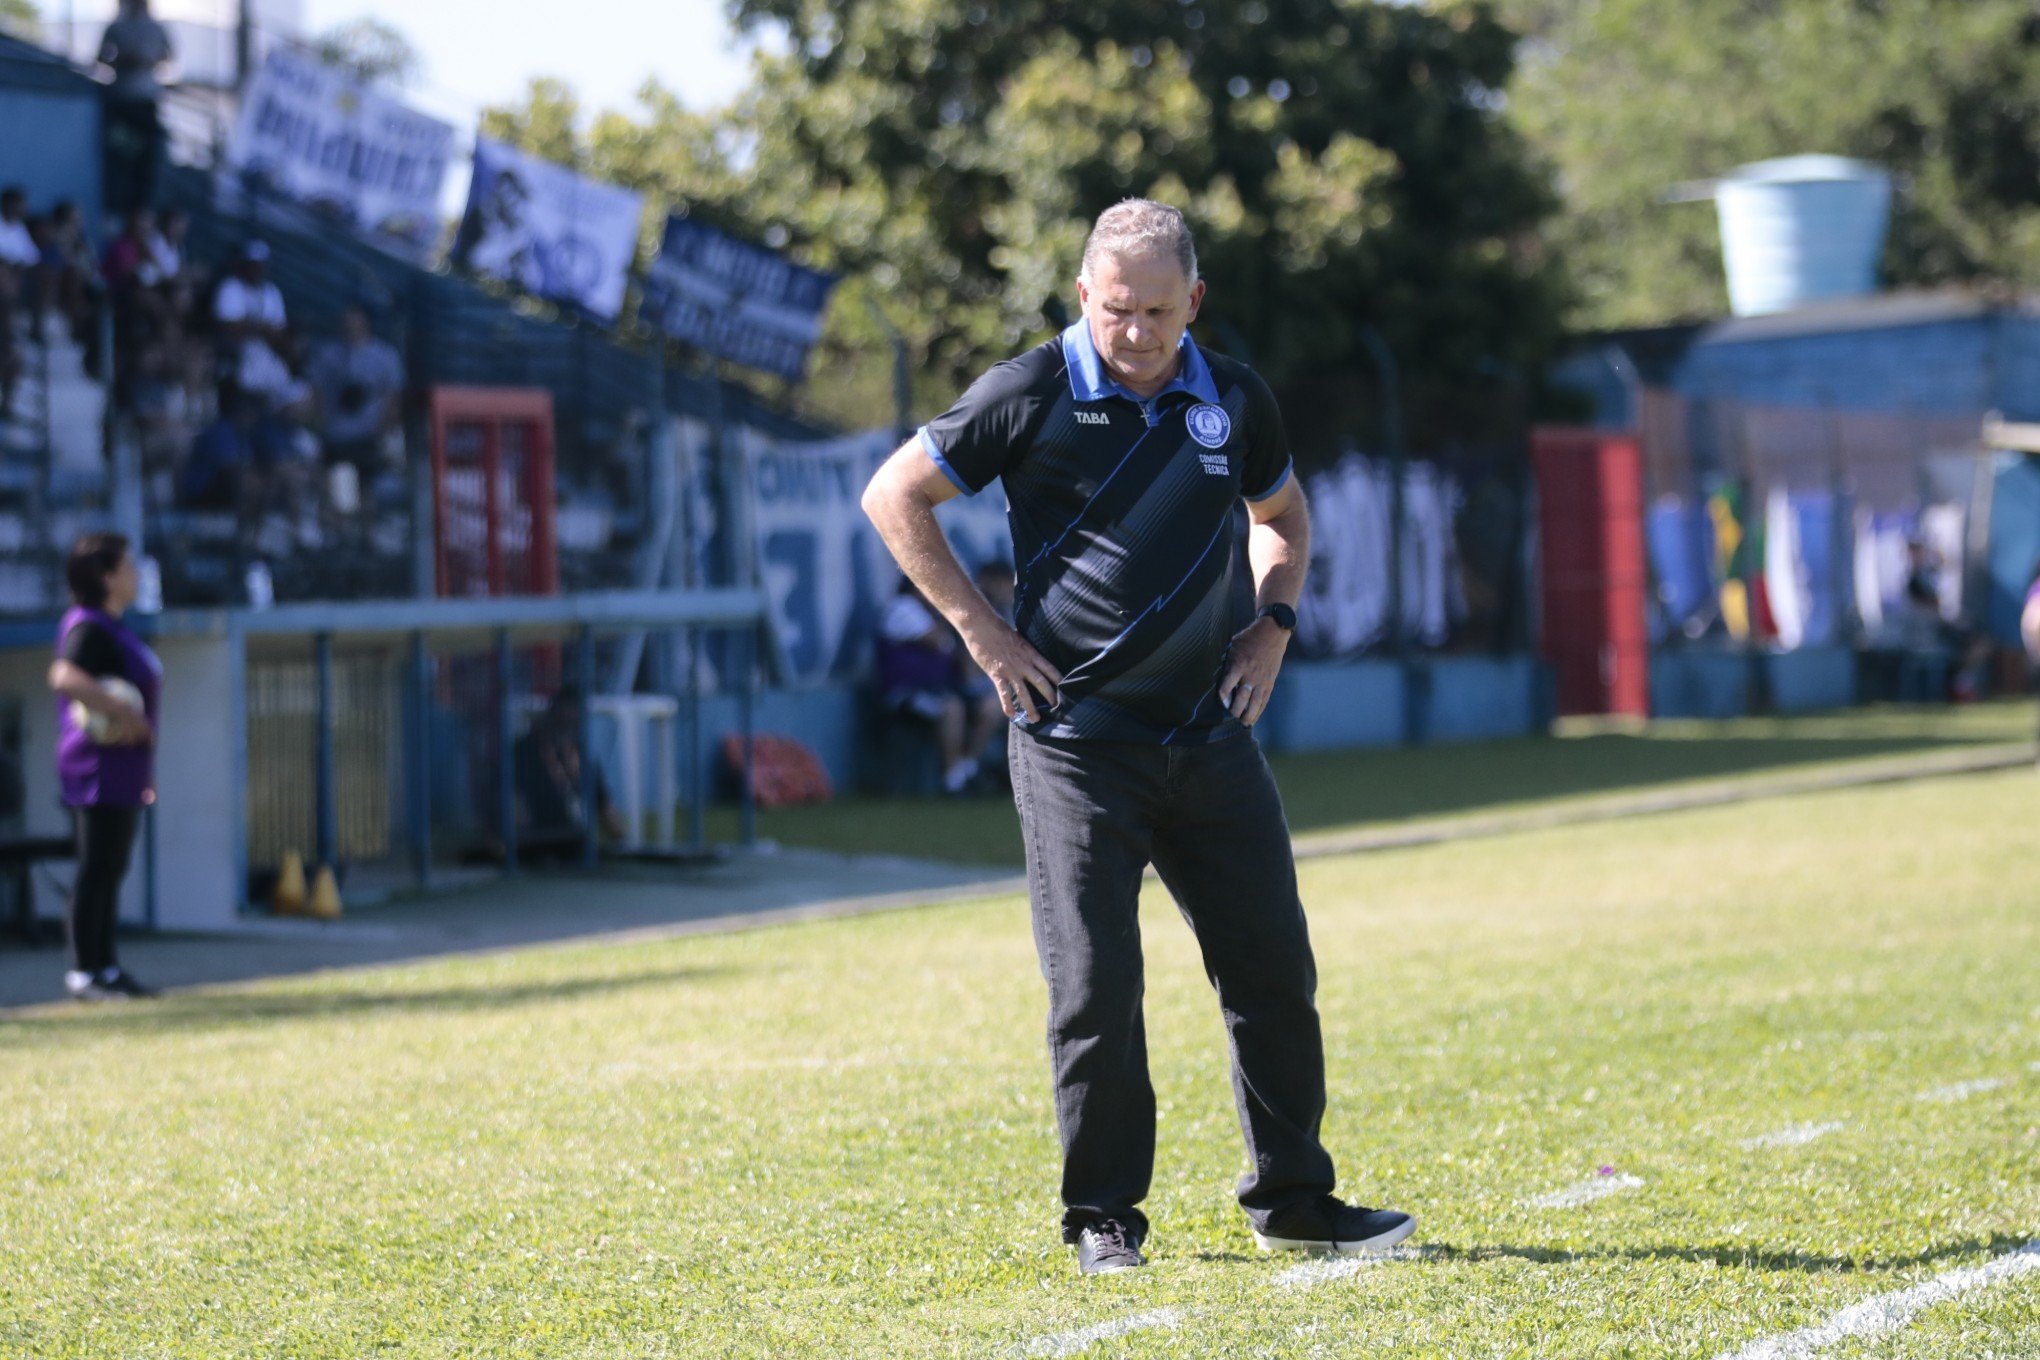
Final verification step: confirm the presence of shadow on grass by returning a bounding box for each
[1192,1231,2034,1274]
[716,711,2032,869]
[0,962,731,1040]
[1271,730,2019,839]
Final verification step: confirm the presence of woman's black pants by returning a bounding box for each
[68,805,140,975]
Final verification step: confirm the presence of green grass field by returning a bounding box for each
[709,702,2036,865]
[3,734,2037,1357]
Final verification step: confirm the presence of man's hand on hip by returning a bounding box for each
[961,616,1064,723]
[1218,616,1290,726]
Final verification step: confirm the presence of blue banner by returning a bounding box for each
[641,216,837,380]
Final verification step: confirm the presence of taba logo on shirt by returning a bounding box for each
[1186,403,1231,448]
[1074,410,1112,425]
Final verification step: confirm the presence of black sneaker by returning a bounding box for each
[1075,1219,1146,1275]
[1254,1196,1415,1254]
[97,968,157,999]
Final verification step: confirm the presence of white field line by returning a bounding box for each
[1019,1307,1185,1358]
[1273,1244,1429,1289]
[1917,1077,2006,1103]
[1527,1172,1643,1209]
[1712,1240,2040,1360]
[1741,1121,1845,1149]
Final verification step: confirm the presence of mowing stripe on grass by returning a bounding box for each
[1019,1307,1185,1357]
[1527,1172,1644,1209]
[1711,1240,2040,1360]
[1741,1122,1845,1149]
[1273,1244,1428,1289]
[1286,743,2034,865]
[1916,1077,2006,1102]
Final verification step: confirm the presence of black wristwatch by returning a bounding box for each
[1256,602,1297,632]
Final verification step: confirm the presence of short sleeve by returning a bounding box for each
[917,355,1047,496]
[1240,370,1293,503]
[61,621,124,680]
[214,281,246,323]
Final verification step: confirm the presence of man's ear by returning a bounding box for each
[1074,276,1091,313]
[1185,279,1206,324]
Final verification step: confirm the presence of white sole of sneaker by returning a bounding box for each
[1254,1215,1417,1255]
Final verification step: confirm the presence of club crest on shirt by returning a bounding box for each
[1186,403,1231,448]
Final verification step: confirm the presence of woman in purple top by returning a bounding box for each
[47,533,160,1001]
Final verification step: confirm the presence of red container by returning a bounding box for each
[1532,427,1649,717]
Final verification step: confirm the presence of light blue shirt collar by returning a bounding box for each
[1061,320,1221,406]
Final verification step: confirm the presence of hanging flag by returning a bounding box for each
[453,136,645,321]
[227,46,455,249]
[640,215,838,379]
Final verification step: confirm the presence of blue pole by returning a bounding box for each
[739,624,757,848]
[409,631,432,888]
[496,627,518,872]
[685,623,704,854]
[314,632,337,871]
[577,625,599,868]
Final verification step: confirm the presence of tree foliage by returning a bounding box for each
[483,1,1563,434]
[313,17,423,89]
[1497,0,2040,327]
[0,0,39,40]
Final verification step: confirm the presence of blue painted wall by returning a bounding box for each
[0,87,102,227]
[1676,317,2035,417]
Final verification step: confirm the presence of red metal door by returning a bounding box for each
[1532,427,1649,717]
[428,387,560,598]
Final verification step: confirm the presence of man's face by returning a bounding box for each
[341,309,370,345]
[0,195,22,223]
[1075,249,1205,398]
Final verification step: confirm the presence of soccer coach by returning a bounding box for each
[862,199,1413,1276]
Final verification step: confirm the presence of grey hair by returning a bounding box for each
[1079,199,1198,285]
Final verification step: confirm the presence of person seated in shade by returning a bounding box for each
[308,304,404,482]
[877,577,1003,794]
[512,686,625,857]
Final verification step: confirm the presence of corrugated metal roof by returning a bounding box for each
[0,31,98,96]
[1692,288,2037,346]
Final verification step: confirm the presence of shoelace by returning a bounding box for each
[1087,1221,1137,1254]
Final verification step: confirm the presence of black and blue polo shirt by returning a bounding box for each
[919,321,1294,744]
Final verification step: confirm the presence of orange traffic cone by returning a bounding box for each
[273,851,307,916]
[308,865,343,920]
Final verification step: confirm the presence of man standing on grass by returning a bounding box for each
[861,199,1413,1275]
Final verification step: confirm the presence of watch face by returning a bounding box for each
[1261,603,1296,631]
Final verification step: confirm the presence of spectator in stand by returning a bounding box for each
[99,207,156,295]
[41,201,103,354]
[309,304,404,481]
[214,241,286,350]
[178,379,263,511]
[0,187,34,270]
[96,0,174,217]
[878,577,999,794]
[214,242,308,415]
[147,208,188,290]
[0,187,31,421]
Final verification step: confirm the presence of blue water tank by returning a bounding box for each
[1714,155,1891,316]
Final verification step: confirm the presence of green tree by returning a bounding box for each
[484,2,1565,437]
[1496,0,2040,327]
[0,0,39,40]
[314,17,422,88]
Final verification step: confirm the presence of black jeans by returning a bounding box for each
[69,805,140,975]
[1008,726,1336,1242]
